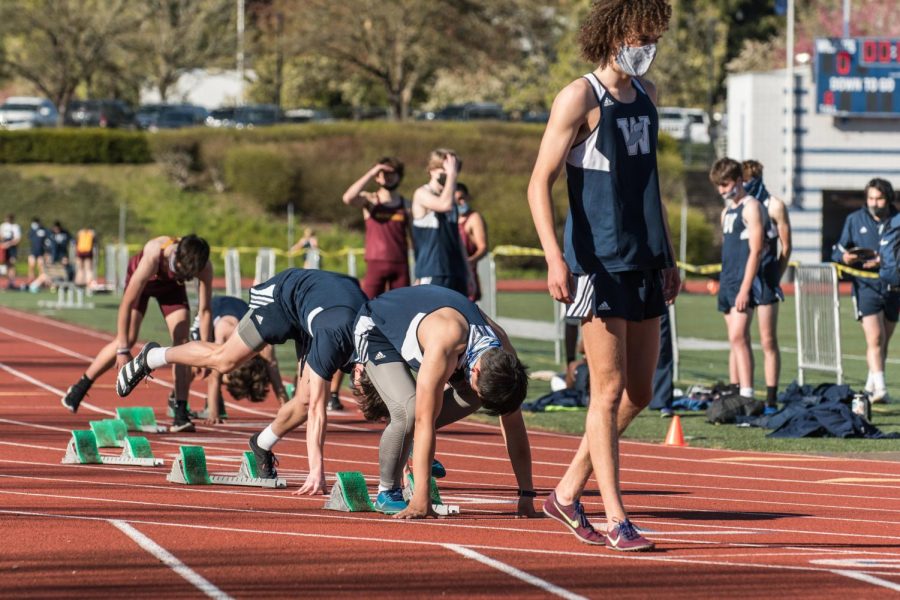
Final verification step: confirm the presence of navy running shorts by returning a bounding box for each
[566,269,666,323]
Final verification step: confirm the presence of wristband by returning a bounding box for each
[517,489,537,498]
[116,348,131,355]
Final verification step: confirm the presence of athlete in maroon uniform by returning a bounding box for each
[343,157,410,300]
[455,183,488,302]
[61,234,213,432]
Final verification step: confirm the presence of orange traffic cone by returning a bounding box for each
[664,415,687,447]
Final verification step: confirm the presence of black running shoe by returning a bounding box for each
[116,342,159,397]
[61,377,91,413]
[249,432,279,478]
[169,400,196,433]
[327,393,344,412]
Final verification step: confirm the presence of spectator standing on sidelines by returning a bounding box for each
[710,158,767,401]
[26,217,48,283]
[742,160,791,410]
[0,213,21,289]
[411,149,469,296]
[342,157,411,299]
[74,226,98,289]
[49,221,73,267]
[527,0,678,552]
[290,228,319,269]
[455,183,488,301]
[833,178,898,404]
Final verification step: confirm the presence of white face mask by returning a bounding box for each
[616,44,657,77]
[721,186,739,203]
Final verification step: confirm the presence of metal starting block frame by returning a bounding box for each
[89,419,128,447]
[37,283,95,310]
[62,430,163,466]
[324,471,378,512]
[167,446,286,488]
[116,407,167,433]
[403,473,460,516]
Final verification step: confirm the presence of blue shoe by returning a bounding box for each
[375,488,407,514]
[431,458,446,479]
[763,405,779,415]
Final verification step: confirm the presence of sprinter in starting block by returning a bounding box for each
[352,285,537,518]
[117,268,367,494]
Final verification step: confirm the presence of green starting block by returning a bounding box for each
[89,419,128,447]
[116,407,167,433]
[403,473,460,516]
[167,446,286,488]
[324,471,377,512]
[61,430,164,466]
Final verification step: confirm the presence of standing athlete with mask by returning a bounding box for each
[527,0,678,552]
[833,178,899,403]
[411,149,469,296]
[710,158,766,402]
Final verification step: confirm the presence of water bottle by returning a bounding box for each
[851,393,871,422]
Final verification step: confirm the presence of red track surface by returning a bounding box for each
[1,305,900,598]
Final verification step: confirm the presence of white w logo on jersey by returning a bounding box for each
[723,212,738,235]
[616,116,651,156]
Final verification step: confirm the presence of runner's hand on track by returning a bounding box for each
[293,472,327,496]
[394,498,438,519]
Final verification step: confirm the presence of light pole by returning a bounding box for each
[785,0,795,206]
[237,0,245,106]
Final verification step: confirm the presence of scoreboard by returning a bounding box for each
[815,38,900,117]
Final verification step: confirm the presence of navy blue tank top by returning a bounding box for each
[720,201,755,289]
[564,74,672,274]
[354,285,500,372]
[256,268,366,331]
[411,193,468,280]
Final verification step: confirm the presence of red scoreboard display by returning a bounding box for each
[815,38,900,117]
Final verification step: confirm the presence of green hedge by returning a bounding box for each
[223,146,300,210]
[0,129,152,164]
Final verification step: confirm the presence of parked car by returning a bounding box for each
[233,104,281,128]
[150,109,197,131]
[283,108,332,123]
[419,102,507,121]
[64,100,136,129]
[136,104,167,130]
[206,107,236,128]
[0,97,58,129]
[658,107,711,144]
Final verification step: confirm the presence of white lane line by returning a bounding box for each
[830,569,900,593]
[109,519,234,600]
[6,318,900,479]
[0,361,114,416]
[444,543,587,600]
[6,507,900,589]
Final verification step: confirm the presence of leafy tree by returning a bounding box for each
[274,0,554,120]
[0,0,142,119]
[135,0,236,102]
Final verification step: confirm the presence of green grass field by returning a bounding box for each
[1,287,898,454]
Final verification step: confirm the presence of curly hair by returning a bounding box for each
[225,356,270,402]
[579,0,672,67]
[174,234,210,281]
[477,348,529,417]
[352,369,389,422]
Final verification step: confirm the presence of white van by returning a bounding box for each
[658,107,710,144]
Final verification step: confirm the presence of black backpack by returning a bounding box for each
[706,392,765,424]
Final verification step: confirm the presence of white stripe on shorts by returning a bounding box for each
[565,274,594,321]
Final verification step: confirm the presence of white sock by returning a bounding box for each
[866,372,874,390]
[740,387,754,398]
[378,484,391,493]
[256,425,281,451]
[146,347,169,370]
[872,372,886,392]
